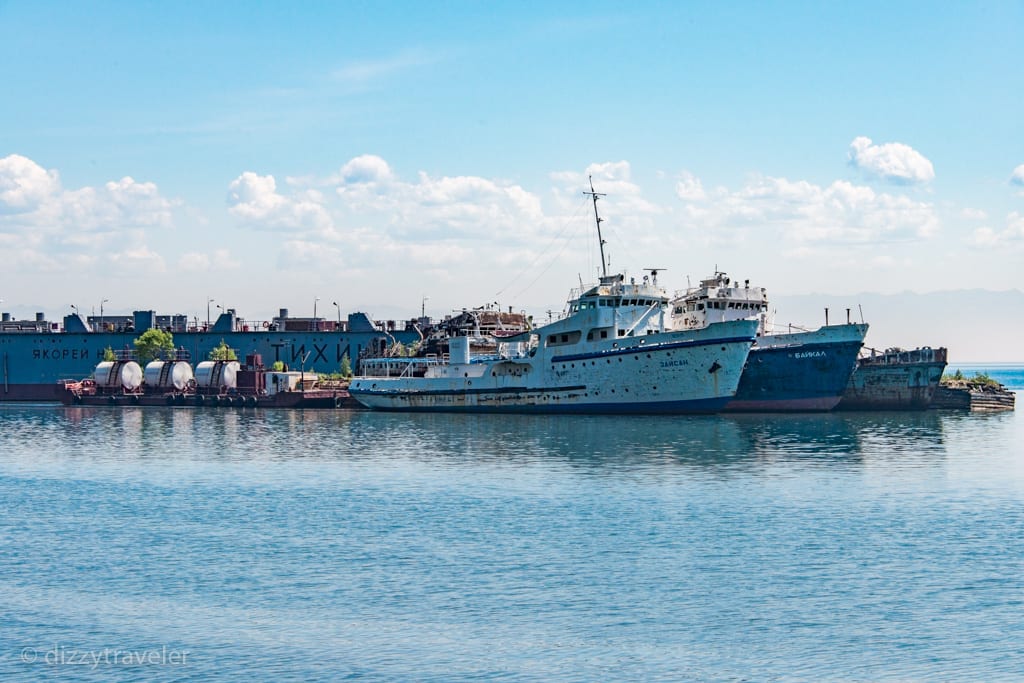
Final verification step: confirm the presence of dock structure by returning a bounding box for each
[932,381,1016,412]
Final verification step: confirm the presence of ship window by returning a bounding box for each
[697,303,705,310]
[601,330,608,339]
[548,331,582,346]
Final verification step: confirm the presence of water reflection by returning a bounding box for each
[0,405,961,478]
[730,410,945,464]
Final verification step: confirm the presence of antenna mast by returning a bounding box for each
[584,175,608,278]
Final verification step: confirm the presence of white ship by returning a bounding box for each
[349,182,758,414]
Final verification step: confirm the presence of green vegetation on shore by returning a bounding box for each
[941,369,1001,387]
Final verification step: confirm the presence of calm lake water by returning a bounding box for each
[1,369,1021,681]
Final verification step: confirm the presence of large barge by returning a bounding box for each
[59,352,355,408]
[0,308,418,402]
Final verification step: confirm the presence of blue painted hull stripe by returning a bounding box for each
[351,385,587,397]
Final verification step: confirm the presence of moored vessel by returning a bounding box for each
[1,308,418,402]
[669,272,868,412]
[837,346,947,411]
[350,181,758,414]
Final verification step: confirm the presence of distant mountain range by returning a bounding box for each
[773,289,1024,364]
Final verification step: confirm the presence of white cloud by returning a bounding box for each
[0,154,174,272]
[0,155,176,231]
[550,160,663,219]
[338,154,394,184]
[0,154,60,213]
[331,49,438,86]
[332,163,549,241]
[960,207,988,221]
[109,245,167,272]
[227,157,560,278]
[177,249,241,272]
[675,171,706,201]
[968,212,1024,248]
[673,172,938,247]
[848,136,935,184]
[227,171,333,233]
[276,239,344,269]
[1011,164,1024,188]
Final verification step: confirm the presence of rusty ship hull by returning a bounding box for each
[837,347,947,411]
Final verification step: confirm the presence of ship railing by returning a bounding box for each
[359,356,445,378]
[859,346,947,366]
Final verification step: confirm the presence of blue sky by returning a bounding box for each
[1,1,1022,335]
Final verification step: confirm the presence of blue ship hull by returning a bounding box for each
[725,324,867,412]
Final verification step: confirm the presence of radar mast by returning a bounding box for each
[584,176,608,278]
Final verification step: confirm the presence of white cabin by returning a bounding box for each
[670,272,770,335]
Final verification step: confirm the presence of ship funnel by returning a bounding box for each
[1,313,10,322]
[36,312,45,322]
[450,336,471,365]
[279,308,289,319]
